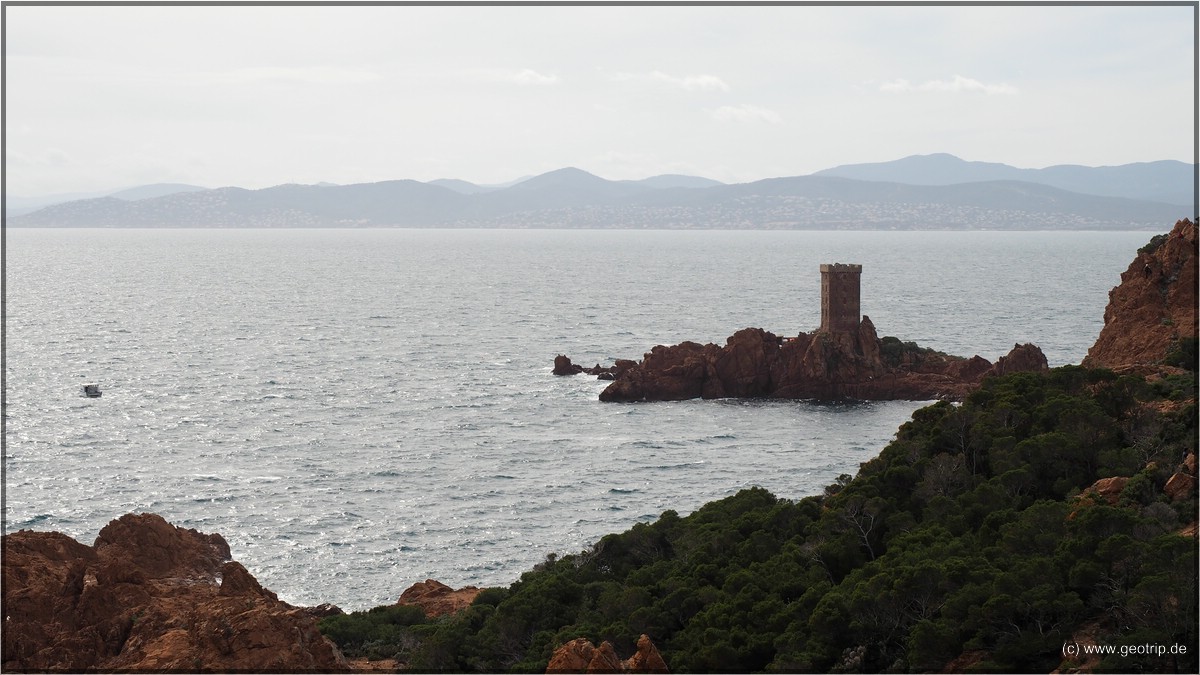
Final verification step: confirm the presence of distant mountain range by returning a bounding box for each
[5,183,210,217]
[6,155,1194,230]
[815,153,1194,206]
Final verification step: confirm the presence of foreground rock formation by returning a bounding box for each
[1050,221,1199,673]
[2,513,347,672]
[568,318,1046,403]
[546,634,669,673]
[1083,218,1198,370]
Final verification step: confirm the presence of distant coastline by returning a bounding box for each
[7,154,1193,230]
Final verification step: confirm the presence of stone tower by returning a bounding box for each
[819,263,862,333]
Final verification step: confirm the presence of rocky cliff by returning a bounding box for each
[1083,218,1198,370]
[578,318,1046,403]
[2,513,348,672]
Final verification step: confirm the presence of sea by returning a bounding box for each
[3,227,1159,610]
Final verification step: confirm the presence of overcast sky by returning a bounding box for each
[4,4,1195,196]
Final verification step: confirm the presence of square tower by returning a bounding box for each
[819,263,862,333]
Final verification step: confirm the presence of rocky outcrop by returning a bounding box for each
[625,634,670,673]
[580,320,1046,403]
[546,635,669,673]
[546,638,623,673]
[990,342,1052,376]
[395,579,481,618]
[1164,473,1196,502]
[1080,476,1130,506]
[1074,452,1197,515]
[1164,452,1198,503]
[554,355,586,375]
[554,355,636,381]
[1083,218,1198,370]
[2,513,348,672]
[1060,450,1197,673]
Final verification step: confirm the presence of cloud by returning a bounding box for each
[216,66,382,85]
[509,68,559,86]
[474,68,559,86]
[879,75,1018,95]
[611,70,730,92]
[711,104,781,124]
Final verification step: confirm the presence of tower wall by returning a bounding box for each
[820,263,862,333]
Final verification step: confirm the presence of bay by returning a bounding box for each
[3,228,1154,609]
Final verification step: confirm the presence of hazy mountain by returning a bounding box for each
[457,167,655,221]
[6,190,110,216]
[107,183,209,201]
[12,181,464,228]
[486,175,536,189]
[501,167,645,197]
[427,178,495,195]
[815,153,1195,206]
[5,183,209,217]
[1033,162,1194,206]
[345,173,721,196]
[8,161,1190,230]
[633,174,725,189]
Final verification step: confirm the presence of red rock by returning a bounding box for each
[396,579,481,618]
[596,323,1047,403]
[599,341,717,402]
[218,560,277,599]
[625,634,670,673]
[949,355,995,381]
[554,355,585,375]
[587,641,624,673]
[1,513,348,672]
[1164,473,1196,502]
[579,259,1057,404]
[1081,476,1130,505]
[94,512,232,579]
[989,343,1050,377]
[303,603,345,618]
[546,636,669,673]
[709,327,779,397]
[1084,219,1198,369]
[547,637,597,672]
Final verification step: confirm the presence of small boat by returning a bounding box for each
[82,384,102,398]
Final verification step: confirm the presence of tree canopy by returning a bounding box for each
[322,366,1197,673]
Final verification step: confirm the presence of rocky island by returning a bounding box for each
[557,262,1048,402]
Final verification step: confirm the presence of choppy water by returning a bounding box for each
[4,228,1154,609]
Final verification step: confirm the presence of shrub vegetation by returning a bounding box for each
[321,366,1198,673]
